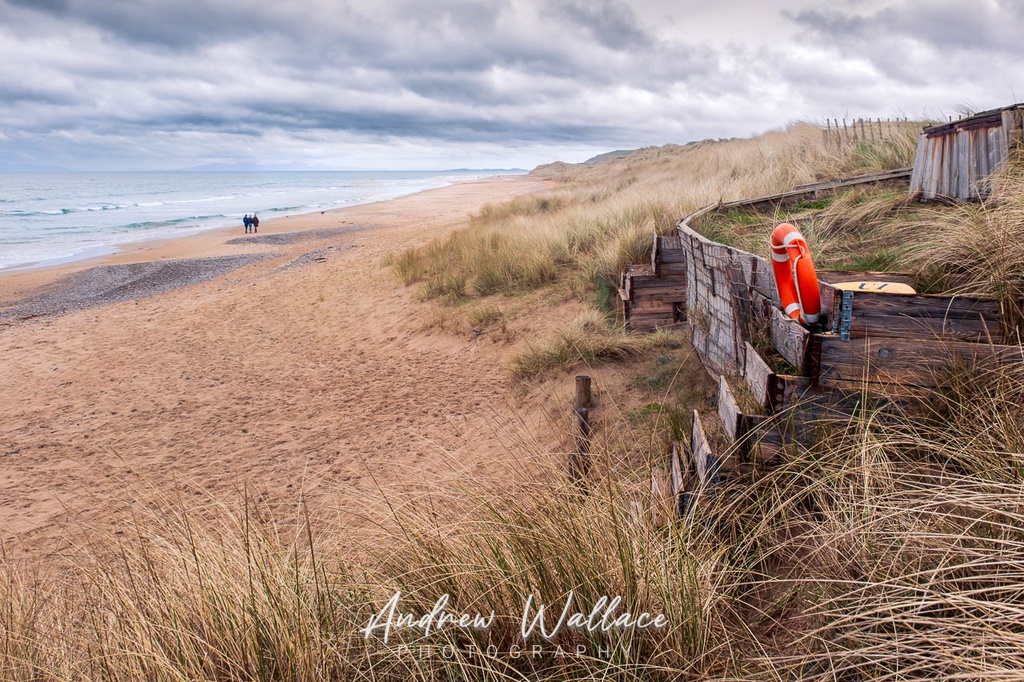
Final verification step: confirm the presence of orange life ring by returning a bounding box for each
[770,223,821,325]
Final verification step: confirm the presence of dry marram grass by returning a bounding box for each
[9,120,1024,680]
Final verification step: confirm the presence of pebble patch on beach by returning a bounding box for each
[0,254,278,322]
[225,225,364,246]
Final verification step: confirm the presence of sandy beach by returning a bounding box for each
[0,174,560,557]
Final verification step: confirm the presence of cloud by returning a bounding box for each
[547,0,654,51]
[786,1,1024,84]
[1,0,1022,170]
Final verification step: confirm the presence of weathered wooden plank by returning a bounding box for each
[818,336,1024,387]
[631,295,686,307]
[631,283,688,296]
[696,338,731,377]
[629,316,675,327]
[752,256,778,304]
[669,440,690,516]
[660,261,686,273]
[776,374,827,413]
[825,286,1001,318]
[629,316,675,326]
[846,312,1001,343]
[626,315,675,327]
[820,282,837,329]
[771,307,809,372]
[669,440,683,495]
[716,374,785,462]
[649,466,673,524]
[630,300,676,311]
[718,375,741,442]
[743,341,776,411]
[821,284,1003,340]
[691,410,718,488]
[630,298,675,309]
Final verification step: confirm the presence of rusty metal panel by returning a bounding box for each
[940,134,955,198]
[910,132,928,195]
[989,126,1005,191]
[956,130,969,199]
[966,129,983,199]
[926,137,942,199]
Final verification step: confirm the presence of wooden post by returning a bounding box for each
[860,118,868,142]
[843,118,849,144]
[573,407,591,450]
[575,375,592,409]
[570,407,592,481]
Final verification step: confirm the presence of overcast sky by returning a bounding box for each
[0,0,1021,171]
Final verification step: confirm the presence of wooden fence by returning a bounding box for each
[629,169,1024,517]
[823,117,912,149]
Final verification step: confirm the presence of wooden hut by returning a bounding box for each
[909,103,1024,201]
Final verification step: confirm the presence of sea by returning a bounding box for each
[0,170,519,271]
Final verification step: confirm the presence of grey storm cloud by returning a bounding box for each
[547,0,654,51]
[0,0,1022,170]
[787,0,1024,87]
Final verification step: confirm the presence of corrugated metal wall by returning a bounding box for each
[909,106,1024,201]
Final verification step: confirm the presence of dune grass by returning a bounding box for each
[901,153,1024,328]
[392,122,922,310]
[12,120,1024,680]
[8,360,1024,680]
[509,310,669,379]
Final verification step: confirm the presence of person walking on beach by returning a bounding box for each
[252,214,259,233]
[243,214,251,233]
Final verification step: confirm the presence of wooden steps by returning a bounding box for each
[621,234,687,332]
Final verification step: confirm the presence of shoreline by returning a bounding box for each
[0,169,523,276]
[0,174,535,308]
